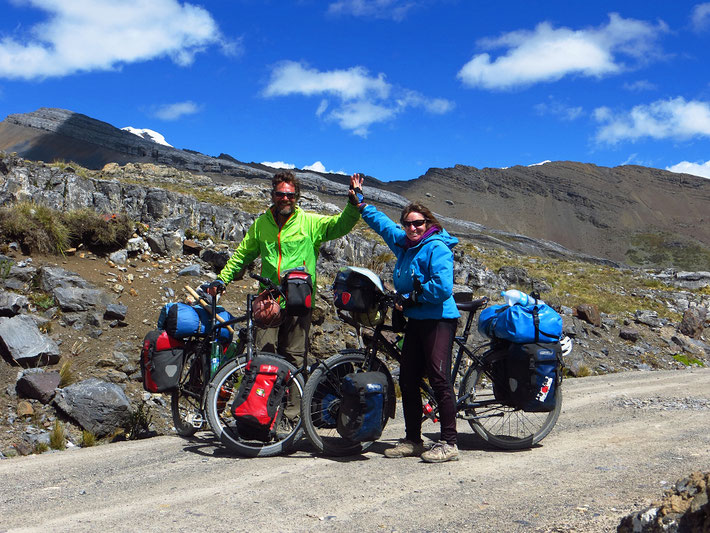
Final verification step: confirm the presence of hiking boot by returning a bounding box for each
[384,439,425,458]
[421,441,459,463]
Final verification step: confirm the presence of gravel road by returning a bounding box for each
[2,368,709,533]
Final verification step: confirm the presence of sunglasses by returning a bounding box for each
[401,219,427,228]
[273,191,296,200]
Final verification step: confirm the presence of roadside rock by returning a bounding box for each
[53,378,131,437]
[16,369,61,404]
[0,314,61,365]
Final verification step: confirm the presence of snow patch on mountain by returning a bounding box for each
[122,127,172,147]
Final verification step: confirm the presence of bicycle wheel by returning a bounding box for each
[459,365,561,450]
[301,351,391,457]
[205,353,304,457]
[171,347,206,437]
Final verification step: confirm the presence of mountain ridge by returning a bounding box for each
[1,107,709,269]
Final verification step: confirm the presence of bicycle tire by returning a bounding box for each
[301,351,391,457]
[205,353,304,457]
[171,348,205,437]
[459,365,561,450]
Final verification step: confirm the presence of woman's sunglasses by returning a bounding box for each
[401,219,427,228]
[273,191,296,200]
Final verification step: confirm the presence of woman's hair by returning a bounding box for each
[271,171,301,200]
[400,202,442,231]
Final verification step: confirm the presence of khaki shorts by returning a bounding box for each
[255,310,311,369]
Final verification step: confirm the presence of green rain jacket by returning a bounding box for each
[218,202,360,290]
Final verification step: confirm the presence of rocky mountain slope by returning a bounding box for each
[2,107,709,269]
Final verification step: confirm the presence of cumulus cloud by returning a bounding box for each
[691,3,710,31]
[153,101,202,121]
[594,97,710,144]
[264,60,453,136]
[0,0,228,80]
[327,0,419,21]
[666,160,710,179]
[458,13,665,90]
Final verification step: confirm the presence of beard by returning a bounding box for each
[276,203,295,217]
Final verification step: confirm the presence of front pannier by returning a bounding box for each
[231,355,292,441]
[337,371,388,442]
[140,329,185,393]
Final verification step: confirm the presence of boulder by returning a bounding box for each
[16,369,61,404]
[576,304,602,327]
[53,378,131,437]
[0,291,29,316]
[53,287,112,312]
[0,314,61,365]
[678,307,707,339]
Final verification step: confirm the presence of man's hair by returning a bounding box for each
[271,171,300,200]
[400,202,443,231]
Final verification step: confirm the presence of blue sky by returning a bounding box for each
[1,1,710,182]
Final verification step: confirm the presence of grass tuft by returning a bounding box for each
[49,419,66,450]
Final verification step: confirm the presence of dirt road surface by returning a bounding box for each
[2,368,709,533]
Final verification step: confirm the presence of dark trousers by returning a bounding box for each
[400,318,458,445]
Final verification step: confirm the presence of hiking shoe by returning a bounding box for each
[421,441,459,463]
[384,439,425,458]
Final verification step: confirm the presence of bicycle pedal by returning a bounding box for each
[187,413,205,429]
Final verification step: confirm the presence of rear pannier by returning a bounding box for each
[140,329,185,393]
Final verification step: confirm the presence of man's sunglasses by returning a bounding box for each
[273,191,296,200]
[401,219,427,228]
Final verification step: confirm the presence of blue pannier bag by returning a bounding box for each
[158,303,234,342]
[337,371,388,442]
[504,342,561,412]
[478,303,562,344]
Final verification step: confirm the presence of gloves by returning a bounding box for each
[199,279,226,298]
[395,292,417,309]
[348,185,364,206]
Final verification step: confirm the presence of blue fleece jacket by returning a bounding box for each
[361,204,460,320]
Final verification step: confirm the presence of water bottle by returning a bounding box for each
[210,342,221,377]
[501,289,544,307]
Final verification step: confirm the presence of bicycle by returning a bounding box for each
[300,267,567,456]
[170,274,305,457]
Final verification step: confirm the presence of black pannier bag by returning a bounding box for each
[333,268,378,313]
[502,342,562,412]
[140,329,185,393]
[337,371,388,442]
[281,268,313,316]
[231,355,292,441]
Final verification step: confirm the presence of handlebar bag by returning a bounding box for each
[503,342,562,412]
[281,269,313,316]
[478,303,562,343]
[333,269,378,313]
[140,329,184,393]
[231,355,291,441]
[337,371,388,442]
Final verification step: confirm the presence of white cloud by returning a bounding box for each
[534,97,583,120]
[666,160,710,179]
[261,161,296,169]
[303,161,348,174]
[458,13,664,90]
[0,0,227,80]
[153,101,202,121]
[264,60,453,136]
[691,3,710,32]
[623,79,657,92]
[594,97,710,144]
[327,0,418,21]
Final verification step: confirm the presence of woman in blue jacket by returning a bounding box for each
[350,174,460,463]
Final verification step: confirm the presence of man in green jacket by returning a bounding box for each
[216,170,361,368]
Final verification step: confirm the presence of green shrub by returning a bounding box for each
[61,209,134,251]
[123,401,153,440]
[34,442,49,454]
[0,202,70,254]
[80,431,97,447]
[673,354,705,367]
[49,420,66,450]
